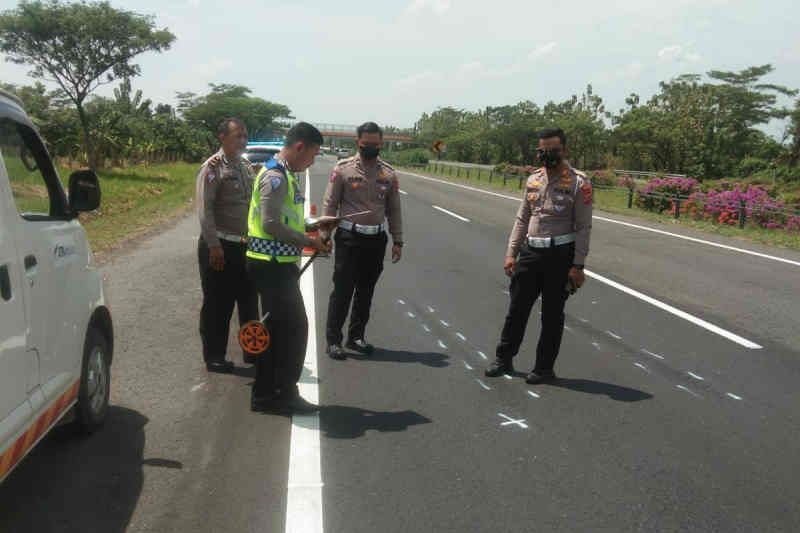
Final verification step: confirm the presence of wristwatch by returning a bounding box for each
[572,264,584,270]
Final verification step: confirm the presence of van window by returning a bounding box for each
[0,118,61,219]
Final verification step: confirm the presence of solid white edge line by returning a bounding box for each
[432,205,471,222]
[586,269,762,350]
[285,170,323,533]
[400,170,800,268]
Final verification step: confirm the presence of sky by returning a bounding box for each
[1,0,800,130]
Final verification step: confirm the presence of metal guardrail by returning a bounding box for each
[614,169,687,179]
[418,162,799,230]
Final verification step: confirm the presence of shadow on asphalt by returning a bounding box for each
[546,378,654,402]
[320,406,432,439]
[0,406,148,533]
[348,348,449,368]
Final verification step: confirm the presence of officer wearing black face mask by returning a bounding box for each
[321,121,404,360]
[485,127,593,385]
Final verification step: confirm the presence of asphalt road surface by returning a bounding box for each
[1,155,799,532]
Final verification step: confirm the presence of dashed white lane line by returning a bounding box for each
[476,379,492,391]
[456,332,467,341]
[440,320,450,327]
[642,349,665,360]
[586,270,762,350]
[438,340,448,350]
[498,413,529,429]
[688,372,705,381]
[401,170,800,268]
[462,361,474,371]
[191,382,205,392]
[527,391,540,399]
[432,205,471,222]
[605,330,622,340]
[477,351,488,360]
[286,170,323,533]
[726,393,743,401]
[676,385,703,399]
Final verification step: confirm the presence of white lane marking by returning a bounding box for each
[498,413,529,429]
[726,392,743,401]
[399,190,408,195]
[641,349,665,360]
[477,351,488,360]
[586,270,762,350]
[191,382,205,392]
[634,363,651,373]
[606,330,622,340]
[462,361,474,370]
[594,215,800,268]
[438,340,448,350]
[676,385,703,399]
[397,299,406,305]
[407,311,416,318]
[456,332,467,341]
[427,306,435,313]
[422,324,431,333]
[401,170,800,268]
[527,390,541,399]
[286,170,323,533]
[440,320,450,327]
[476,379,492,391]
[432,205,471,222]
[688,372,705,381]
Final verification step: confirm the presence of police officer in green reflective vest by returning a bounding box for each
[247,123,329,413]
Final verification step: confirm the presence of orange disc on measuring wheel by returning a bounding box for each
[239,321,271,355]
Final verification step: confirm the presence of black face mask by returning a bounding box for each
[537,149,562,169]
[359,145,380,160]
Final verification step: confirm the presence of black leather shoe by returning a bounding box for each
[346,338,374,355]
[243,353,257,366]
[327,344,346,360]
[525,370,556,385]
[485,358,514,377]
[206,360,234,374]
[285,394,320,415]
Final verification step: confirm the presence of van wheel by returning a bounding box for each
[74,326,110,434]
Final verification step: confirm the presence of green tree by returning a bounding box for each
[179,84,292,147]
[0,0,175,168]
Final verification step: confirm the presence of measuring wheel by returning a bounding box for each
[238,320,271,356]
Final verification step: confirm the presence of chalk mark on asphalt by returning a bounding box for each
[642,349,665,360]
[498,413,529,429]
[456,332,467,341]
[463,361,474,370]
[527,391,541,399]
[477,351,488,360]
[676,385,703,399]
[438,340,448,350]
[476,379,492,391]
[688,372,705,381]
[726,392,743,401]
[605,330,622,340]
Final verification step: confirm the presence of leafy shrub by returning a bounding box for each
[637,176,699,212]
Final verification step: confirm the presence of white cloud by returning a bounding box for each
[529,41,558,61]
[658,44,702,64]
[406,0,452,15]
[395,71,445,92]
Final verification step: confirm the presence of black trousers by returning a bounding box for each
[495,242,575,373]
[325,228,387,346]
[247,259,308,398]
[198,236,258,363]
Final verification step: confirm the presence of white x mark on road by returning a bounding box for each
[498,413,528,429]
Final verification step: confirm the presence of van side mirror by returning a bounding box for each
[68,169,101,215]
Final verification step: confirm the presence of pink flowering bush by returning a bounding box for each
[684,185,789,229]
[637,177,699,213]
[786,215,800,233]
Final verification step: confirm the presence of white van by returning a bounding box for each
[0,88,113,483]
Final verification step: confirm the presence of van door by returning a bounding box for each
[0,116,79,405]
[0,165,36,455]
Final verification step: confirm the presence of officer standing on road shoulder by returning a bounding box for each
[246,122,331,413]
[485,127,593,384]
[322,122,404,360]
[196,117,258,373]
